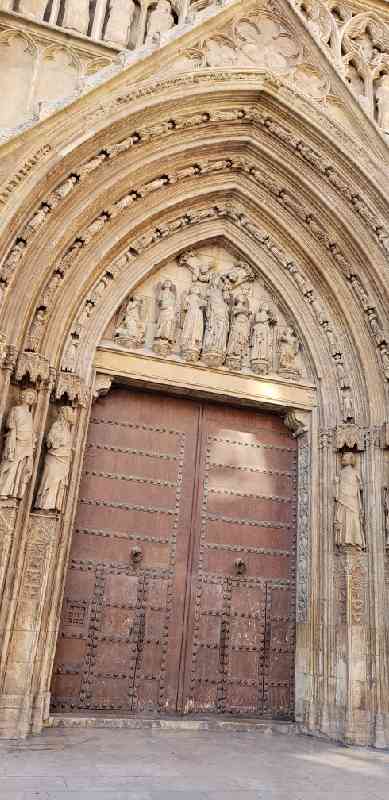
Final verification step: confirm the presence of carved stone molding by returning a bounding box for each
[336,423,365,451]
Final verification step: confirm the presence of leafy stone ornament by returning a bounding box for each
[0,389,37,500]
[35,407,75,512]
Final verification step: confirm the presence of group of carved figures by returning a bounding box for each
[114,254,301,376]
[0,389,73,511]
[14,0,177,48]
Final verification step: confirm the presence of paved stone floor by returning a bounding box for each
[0,726,388,800]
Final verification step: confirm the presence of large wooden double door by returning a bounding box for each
[51,387,297,718]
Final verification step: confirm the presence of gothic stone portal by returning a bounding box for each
[51,387,297,717]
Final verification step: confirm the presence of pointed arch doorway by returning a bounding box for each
[51,383,298,719]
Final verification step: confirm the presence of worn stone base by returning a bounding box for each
[49,713,297,735]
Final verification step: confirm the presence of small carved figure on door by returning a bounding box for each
[334,452,365,550]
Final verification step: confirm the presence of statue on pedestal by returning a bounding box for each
[0,389,37,501]
[334,452,365,549]
[145,0,174,44]
[226,292,251,370]
[250,305,272,374]
[181,285,206,363]
[62,0,90,36]
[153,279,177,355]
[278,326,300,375]
[114,297,145,349]
[202,273,230,367]
[104,0,136,47]
[35,407,74,512]
[18,0,47,20]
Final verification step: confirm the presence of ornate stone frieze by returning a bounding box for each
[296,431,310,622]
[336,422,365,451]
[103,244,307,381]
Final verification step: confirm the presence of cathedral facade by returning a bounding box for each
[0,0,389,747]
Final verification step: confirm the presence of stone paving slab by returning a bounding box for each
[0,727,388,800]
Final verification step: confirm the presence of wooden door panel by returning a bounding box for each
[51,388,199,714]
[52,390,297,720]
[183,402,297,718]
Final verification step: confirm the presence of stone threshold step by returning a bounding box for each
[49,714,296,734]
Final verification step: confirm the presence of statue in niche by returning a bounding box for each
[376,75,389,131]
[250,305,274,374]
[114,297,145,349]
[145,0,175,45]
[18,1,47,20]
[61,337,79,373]
[342,388,355,422]
[153,279,177,356]
[181,285,206,363]
[25,308,47,353]
[334,452,365,550]
[104,0,135,47]
[35,407,74,512]
[62,0,91,36]
[226,292,251,370]
[278,326,300,375]
[202,273,230,368]
[0,389,37,501]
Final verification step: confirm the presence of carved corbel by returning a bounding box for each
[335,423,365,452]
[284,409,307,438]
[15,351,50,384]
[93,373,112,399]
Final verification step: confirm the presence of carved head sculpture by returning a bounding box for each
[21,388,37,408]
[341,451,357,468]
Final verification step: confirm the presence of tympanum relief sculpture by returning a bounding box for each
[107,246,305,381]
[0,388,37,500]
[35,407,74,512]
[334,451,365,550]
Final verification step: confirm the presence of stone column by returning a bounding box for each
[0,361,55,738]
[30,388,94,733]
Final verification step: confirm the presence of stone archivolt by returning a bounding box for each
[0,0,389,749]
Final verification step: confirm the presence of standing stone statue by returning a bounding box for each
[181,285,206,362]
[278,326,300,375]
[0,389,37,501]
[18,0,47,20]
[376,75,389,131]
[114,297,145,349]
[62,0,90,36]
[104,0,135,47]
[226,292,251,370]
[250,305,272,374]
[35,407,74,512]
[145,0,174,45]
[202,273,230,368]
[334,452,365,549]
[153,279,177,355]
